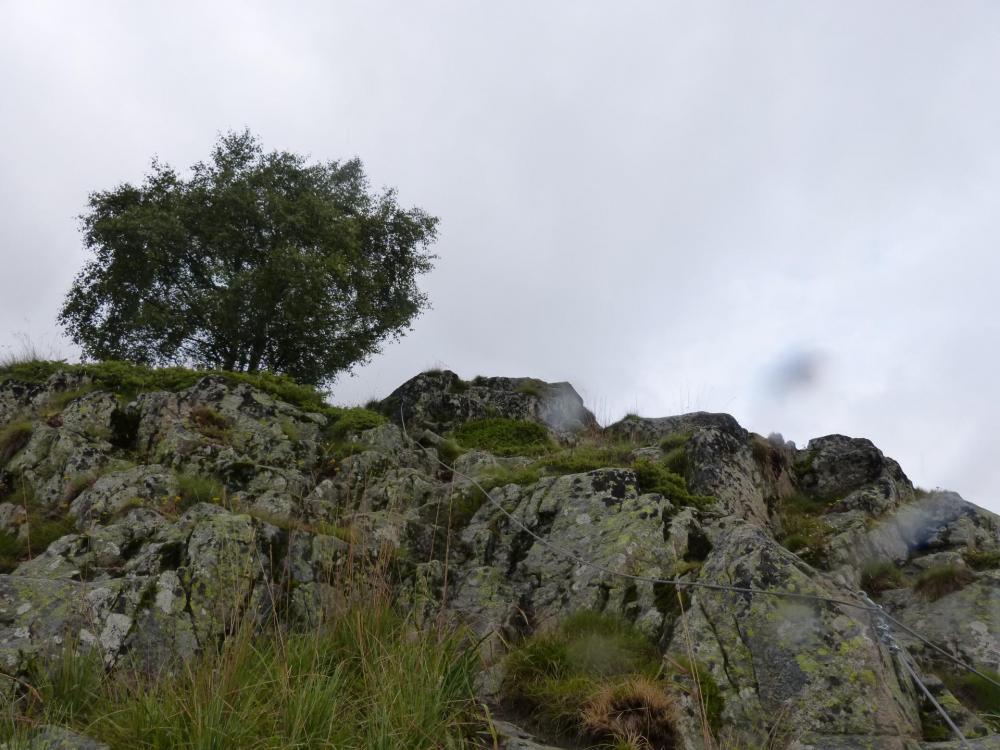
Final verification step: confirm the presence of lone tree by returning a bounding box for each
[59,130,438,385]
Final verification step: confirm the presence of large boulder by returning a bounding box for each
[378,370,598,436]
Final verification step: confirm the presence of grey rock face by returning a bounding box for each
[378,369,599,436]
[0,368,997,748]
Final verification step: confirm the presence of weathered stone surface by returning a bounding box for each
[0,368,997,746]
[666,521,922,746]
[379,369,598,436]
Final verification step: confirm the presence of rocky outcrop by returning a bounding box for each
[0,368,997,749]
[379,369,599,436]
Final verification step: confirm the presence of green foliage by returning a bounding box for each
[58,130,438,386]
[327,407,388,440]
[0,421,32,466]
[2,609,482,749]
[860,561,906,594]
[538,444,635,474]
[914,564,976,601]
[502,611,663,741]
[632,458,712,508]
[453,418,554,456]
[0,359,337,416]
[175,472,226,510]
[963,549,1000,571]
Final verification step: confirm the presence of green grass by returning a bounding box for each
[0,359,337,416]
[1,609,484,750]
[502,611,667,744]
[963,549,1000,571]
[0,421,32,466]
[327,407,388,441]
[860,561,906,594]
[175,472,227,511]
[914,564,976,601]
[537,444,635,474]
[452,418,554,456]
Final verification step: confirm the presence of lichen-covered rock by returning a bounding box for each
[379,369,598,436]
[0,367,997,746]
[667,521,921,748]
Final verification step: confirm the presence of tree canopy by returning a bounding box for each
[59,130,438,385]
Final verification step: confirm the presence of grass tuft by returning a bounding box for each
[913,564,976,601]
[860,561,906,594]
[502,611,666,744]
[963,549,1000,571]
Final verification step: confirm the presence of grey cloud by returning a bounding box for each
[0,0,996,511]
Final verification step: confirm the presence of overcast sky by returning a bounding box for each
[1,1,998,513]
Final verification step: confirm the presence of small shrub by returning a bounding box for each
[861,561,906,594]
[189,405,232,441]
[0,422,32,466]
[327,407,388,440]
[175,472,226,510]
[914,564,975,601]
[453,418,553,456]
[963,549,1000,571]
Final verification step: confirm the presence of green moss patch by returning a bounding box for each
[453,418,554,456]
[326,407,388,440]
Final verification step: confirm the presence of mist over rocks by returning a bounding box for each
[0,366,997,749]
